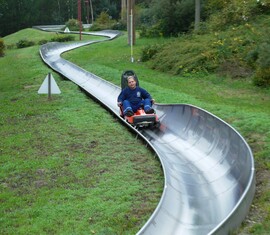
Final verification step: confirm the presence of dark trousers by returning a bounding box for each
[122,98,152,114]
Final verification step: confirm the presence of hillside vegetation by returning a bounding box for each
[143,15,269,81]
[0,2,270,234]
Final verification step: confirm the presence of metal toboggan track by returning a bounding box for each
[37,27,255,235]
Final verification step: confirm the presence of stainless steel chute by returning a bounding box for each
[38,28,255,235]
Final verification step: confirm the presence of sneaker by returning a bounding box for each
[145,108,155,114]
[125,110,134,117]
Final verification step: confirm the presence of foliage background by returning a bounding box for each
[0,0,121,37]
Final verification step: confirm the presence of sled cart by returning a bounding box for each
[119,70,160,128]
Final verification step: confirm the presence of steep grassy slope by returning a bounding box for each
[1,24,269,234]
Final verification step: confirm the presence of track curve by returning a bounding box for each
[38,28,255,235]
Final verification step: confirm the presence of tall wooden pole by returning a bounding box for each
[84,0,90,24]
[121,0,127,21]
[127,0,135,45]
[127,0,130,44]
[89,0,94,24]
[195,0,200,31]
[78,0,82,40]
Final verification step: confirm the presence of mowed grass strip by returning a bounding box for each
[0,31,163,234]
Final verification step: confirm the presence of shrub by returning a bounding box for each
[65,18,80,31]
[50,34,75,42]
[253,67,270,87]
[253,43,270,87]
[246,49,259,68]
[256,0,270,13]
[16,39,35,48]
[38,39,48,45]
[6,44,16,50]
[140,44,163,62]
[111,20,126,30]
[142,36,217,75]
[0,38,5,57]
[90,12,116,31]
[206,0,259,31]
[139,23,163,38]
[90,23,103,31]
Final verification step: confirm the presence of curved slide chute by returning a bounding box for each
[38,28,255,235]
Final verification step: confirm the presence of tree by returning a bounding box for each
[0,0,121,37]
[147,0,195,36]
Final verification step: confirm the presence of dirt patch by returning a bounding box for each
[237,162,270,234]
[217,60,253,79]
[24,85,40,89]
[34,180,48,188]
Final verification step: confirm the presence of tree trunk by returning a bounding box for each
[84,0,90,24]
[78,0,82,40]
[89,0,94,24]
[121,0,126,21]
[195,0,200,31]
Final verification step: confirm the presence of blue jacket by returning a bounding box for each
[117,86,152,105]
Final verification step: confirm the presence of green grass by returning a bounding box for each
[63,33,270,234]
[1,28,270,234]
[0,32,163,234]
[3,28,103,48]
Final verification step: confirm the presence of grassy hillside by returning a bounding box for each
[2,28,103,50]
[1,26,270,235]
[0,29,163,234]
[140,14,270,88]
[63,32,270,235]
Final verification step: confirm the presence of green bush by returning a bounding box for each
[65,18,80,31]
[139,23,163,38]
[0,38,5,57]
[90,12,116,31]
[246,49,259,68]
[50,34,75,42]
[140,44,163,62]
[253,43,270,87]
[38,39,49,45]
[16,39,35,48]
[90,24,103,31]
[253,67,270,87]
[143,35,218,75]
[111,20,126,30]
[256,0,270,13]
[206,0,259,31]
[6,44,16,50]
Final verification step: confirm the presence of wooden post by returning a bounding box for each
[127,0,135,45]
[195,0,200,31]
[89,0,94,24]
[84,0,90,24]
[130,9,134,62]
[48,73,52,100]
[121,0,127,21]
[78,0,82,40]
